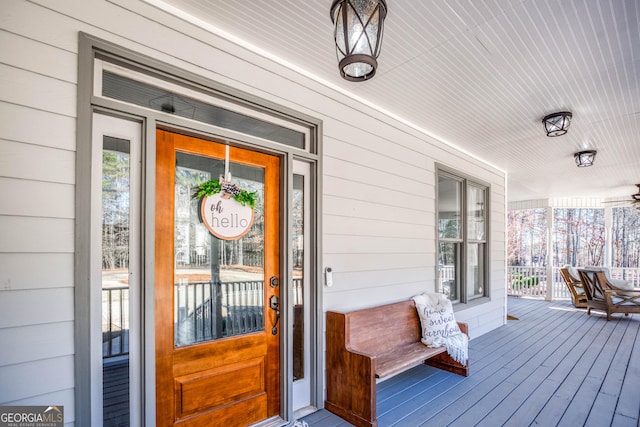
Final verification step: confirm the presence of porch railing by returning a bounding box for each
[507,266,640,299]
[174,278,303,346]
[103,277,304,357]
[102,286,129,358]
[508,266,548,297]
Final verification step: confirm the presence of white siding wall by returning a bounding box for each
[1,2,78,423]
[509,198,607,210]
[0,0,506,421]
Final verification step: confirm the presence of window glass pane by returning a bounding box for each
[553,208,605,267]
[438,175,462,239]
[611,207,640,270]
[102,72,305,149]
[467,185,486,241]
[507,209,547,267]
[467,243,485,299]
[438,242,460,302]
[292,174,305,381]
[101,137,130,426]
[174,152,265,347]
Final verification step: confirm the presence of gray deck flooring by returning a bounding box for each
[301,297,640,427]
[103,359,129,427]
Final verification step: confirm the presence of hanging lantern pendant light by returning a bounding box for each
[331,0,387,82]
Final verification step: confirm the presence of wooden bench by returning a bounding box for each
[325,299,469,427]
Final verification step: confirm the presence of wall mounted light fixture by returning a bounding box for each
[331,0,387,82]
[574,150,597,167]
[542,111,572,136]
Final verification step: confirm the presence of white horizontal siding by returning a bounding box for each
[0,102,76,151]
[0,29,77,83]
[323,174,432,212]
[323,280,434,312]
[0,253,74,291]
[324,215,433,240]
[0,322,74,366]
[0,355,74,403]
[0,177,74,218]
[548,198,607,208]
[0,9,78,411]
[328,268,436,297]
[0,63,76,117]
[0,288,74,329]
[324,155,429,197]
[0,216,74,253]
[0,139,75,183]
[324,196,429,225]
[508,197,610,211]
[323,120,429,170]
[325,252,434,274]
[1,1,80,53]
[323,235,430,258]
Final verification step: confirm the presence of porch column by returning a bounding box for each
[545,205,554,301]
[604,205,613,268]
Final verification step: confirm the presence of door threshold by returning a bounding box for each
[249,415,286,427]
[293,405,317,419]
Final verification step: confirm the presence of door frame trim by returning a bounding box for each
[77,33,324,426]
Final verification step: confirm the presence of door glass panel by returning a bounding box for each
[101,136,131,426]
[174,151,265,347]
[292,174,304,381]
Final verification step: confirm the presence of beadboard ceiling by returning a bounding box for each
[154,0,639,203]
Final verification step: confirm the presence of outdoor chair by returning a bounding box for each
[560,266,587,308]
[576,269,640,320]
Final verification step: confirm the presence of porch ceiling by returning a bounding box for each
[153,0,640,203]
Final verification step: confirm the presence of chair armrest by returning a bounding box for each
[603,289,640,308]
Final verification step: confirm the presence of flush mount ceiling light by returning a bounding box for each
[330,0,387,82]
[574,150,597,167]
[633,184,640,202]
[542,111,572,137]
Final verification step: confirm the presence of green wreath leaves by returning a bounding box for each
[192,179,257,209]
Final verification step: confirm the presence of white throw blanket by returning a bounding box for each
[412,292,469,365]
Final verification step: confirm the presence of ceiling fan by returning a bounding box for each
[603,184,640,208]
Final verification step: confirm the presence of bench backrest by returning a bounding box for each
[345,300,422,356]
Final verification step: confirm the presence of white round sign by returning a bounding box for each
[200,193,254,240]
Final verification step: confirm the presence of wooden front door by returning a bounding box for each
[155,130,280,426]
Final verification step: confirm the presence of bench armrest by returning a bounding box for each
[325,311,377,427]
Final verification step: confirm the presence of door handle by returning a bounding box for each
[270,295,280,335]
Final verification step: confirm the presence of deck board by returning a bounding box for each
[302,297,640,427]
[103,359,130,427]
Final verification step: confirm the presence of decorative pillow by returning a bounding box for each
[563,264,580,281]
[412,292,468,364]
[585,266,635,290]
[611,279,635,291]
